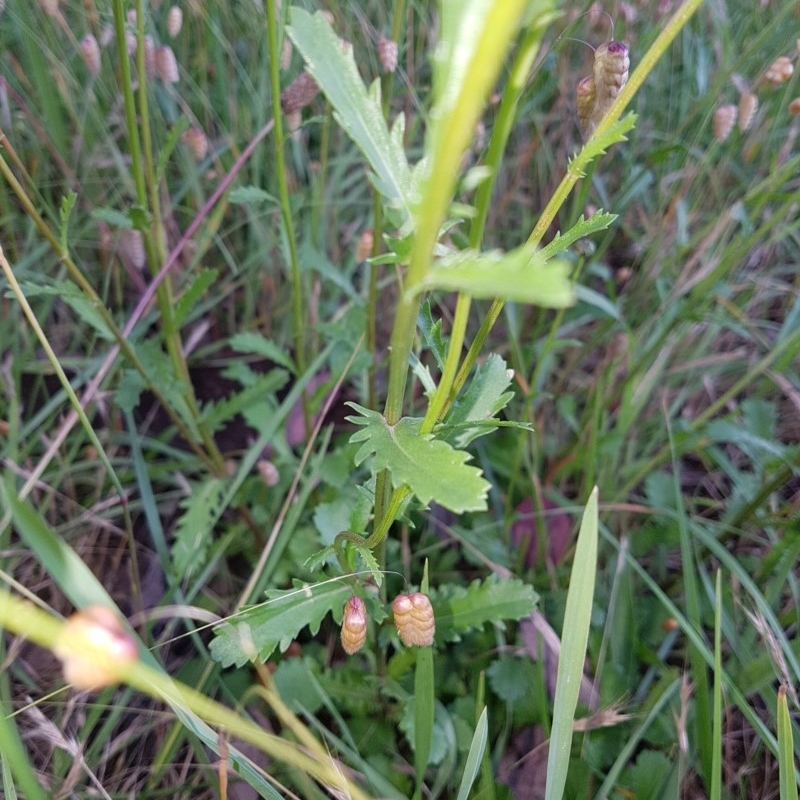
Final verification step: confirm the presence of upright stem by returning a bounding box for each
[266,0,308,424]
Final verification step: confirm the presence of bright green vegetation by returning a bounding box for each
[0,1,798,799]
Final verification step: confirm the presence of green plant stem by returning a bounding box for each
[451,0,707,401]
[266,0,308,426]
[421,14,554,434]
[0,150,216,471]
[113,0,225,472]
[0,591,372,800]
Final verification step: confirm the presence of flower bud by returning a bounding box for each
[54,606,138,690]
[392,592,435,647]
[341,596,368,655]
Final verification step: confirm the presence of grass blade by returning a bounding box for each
[544,487,599,800]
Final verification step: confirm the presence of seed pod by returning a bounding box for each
[280,70,319,114]
[392,592,435,647]
[341,596,368,655]
[712,104,737,141]
[765,56,793,86]
[737,92,757,132]
[355,229,374,263]
[576,74,597,140]
[788,97,800,116]
[377,36,398,74]
[167,6,183,38]
[80,34,101,76]
[54,606,139,690]
[120,229,146,270]
[156,44,179,84]
[256,458,279,487]
[144,35,157,78]
[592,41,629,117]
[181,126,209,160]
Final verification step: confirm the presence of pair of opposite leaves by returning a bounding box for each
[576,40,630,141]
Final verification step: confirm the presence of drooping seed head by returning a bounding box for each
[712,104,737,141]
[341,596,368,655]
[392,592,435,647]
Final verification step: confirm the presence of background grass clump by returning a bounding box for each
[0,0,798,799]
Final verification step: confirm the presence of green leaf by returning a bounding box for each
[156,117,189,183]
[228,185,278,205]
[777,686,799,800]
[59,192,77,252]
[575,284,622,321]
[174,268,219,327]
[568,114,638,179]
[136,338,200,440]
[287,9,414,223]
[441,354,515,447]
[431,576,539,641]
[412,247,575,307]
[487,656,539,705]
[19,280,115,340]
[346,402,490,513]
[209,580,352,668]
[229,331,296,372]
[455,707,488,800]
[545,487,598,800]
[171,477,227,580]
[201,370,288,435]
[90,207,133,229]
[418,299,448,371]
[539,210,618,260]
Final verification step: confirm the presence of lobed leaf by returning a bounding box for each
[171,477,227,580]
[287,9,414,224]
[346,403,490,513]
[210,580,353,668]
[411,247,574,307]
[431,576,539,641]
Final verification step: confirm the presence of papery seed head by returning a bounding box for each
[120,229,145,270]
[788,97,800,116]
[156,45,179,83]
[576,74,597,140]
[167,6,183,38]
[593,41,630,109]
[80,34,101,75]
[280,70,319,114]
[355,229,374,263]
[99,23,114,48]
[54,606,139,690]
[257,458,279,487]
[125,30,137,56]
[39,0,59,17]
[144,35,157,78]
[392,592,435,647]
[713,104,737,141]
[127,9,137,26]
[280,38,293,71]
[765,56,794,86]
[377,36,398,74]
[341,596,368,655]
[737,92,758,132]
[181,126,209,160]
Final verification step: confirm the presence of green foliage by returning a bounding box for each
[210,580,353,668]
[432,576,539,640]
[347,403,491,513]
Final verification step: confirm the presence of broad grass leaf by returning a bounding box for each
[346,403,489,513]
[431,576,539,641]
[209,580,352,668]
[412,247,574,307]
[287,9,414,224]
[171,477,227,580]
[441,353,515,447]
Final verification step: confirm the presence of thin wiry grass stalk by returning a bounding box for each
[266,0,308,429]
